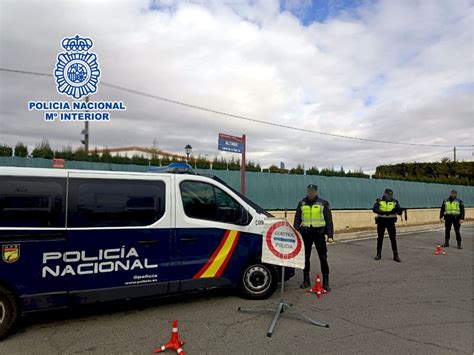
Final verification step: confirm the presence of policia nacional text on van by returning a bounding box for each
[0,166,295,339]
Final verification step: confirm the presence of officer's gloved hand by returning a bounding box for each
[327,236,335,244]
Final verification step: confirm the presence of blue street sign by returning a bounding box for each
[218,133,244,153]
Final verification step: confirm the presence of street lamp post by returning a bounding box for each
[184,144,192,163]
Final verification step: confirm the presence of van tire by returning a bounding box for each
[239,263,278,300]
[0,285,18,340]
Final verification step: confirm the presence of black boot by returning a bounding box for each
[374,251,382,260]
[322,274,331,292]
[393,252,401,262]
[300,273,310,289]
[442,241,449,247]
[457,241,462,249]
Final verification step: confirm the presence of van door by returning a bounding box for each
[173,177,252,292]
[0,174,68,312]
[65,172,171,304]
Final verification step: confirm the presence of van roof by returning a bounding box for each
[0,166,178,178]
[0,163,196,177]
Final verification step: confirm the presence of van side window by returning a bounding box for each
[180,181,250,225]
[68,179,165,227]
[0,177,66,227]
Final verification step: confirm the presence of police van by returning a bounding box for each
[0,165,294,339]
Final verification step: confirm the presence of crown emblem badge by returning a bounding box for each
[54,35,101,99]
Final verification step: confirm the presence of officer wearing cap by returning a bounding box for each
[294,184,334,290]
[372,188,403,262]
[440,189,465,249]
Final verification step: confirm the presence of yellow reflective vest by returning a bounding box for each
[300,202,326,227]
[377,200,397,218]
[444,200,461,216]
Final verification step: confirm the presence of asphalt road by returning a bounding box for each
[1,226,472,354]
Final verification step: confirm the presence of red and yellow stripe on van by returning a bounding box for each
[193,230,241,279]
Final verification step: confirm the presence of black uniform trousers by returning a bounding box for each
[300,227,329,276]
[376,219,398,253]
[444,217,462,242]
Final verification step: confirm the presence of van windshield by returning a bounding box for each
[210,176,273,217]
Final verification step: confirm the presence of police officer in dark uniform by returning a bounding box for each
[294,184,334,290]
[440,189,465,249]
[373,188,403,262]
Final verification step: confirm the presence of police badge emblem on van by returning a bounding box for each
[2,244,20,263]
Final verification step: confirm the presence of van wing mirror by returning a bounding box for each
[238,207,252,225]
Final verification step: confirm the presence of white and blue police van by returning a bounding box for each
[0,164,294,339]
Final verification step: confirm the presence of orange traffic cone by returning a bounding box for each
[153,320,185,354]
[306,274,327,298]
[433,243,447,256]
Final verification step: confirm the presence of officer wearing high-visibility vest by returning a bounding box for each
[440,189,465,249]
[294,184,334,290]
[372,188,403,262]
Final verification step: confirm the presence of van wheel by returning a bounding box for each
[240,263,278,300]
[0,286,18,340]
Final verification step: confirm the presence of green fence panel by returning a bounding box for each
[1,157,472,209]
[195,170,474,210]
[0,156,52,168]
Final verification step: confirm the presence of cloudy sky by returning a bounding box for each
[0,0,473,172]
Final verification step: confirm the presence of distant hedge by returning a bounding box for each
[375,161,473,186]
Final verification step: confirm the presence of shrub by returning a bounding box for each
[245,160,261,172]
[31,140,54,159]
[14,142,28,157]
[161,156,170,166]
[54,146,74,160]
[212,156,228,170]
[150,157,161,166]
[131,154,149,166]
[290,164,305,175]
[306,166,319,175]
[228,157,241,171]
[195,155,211,169]
[88,149,101,162]
[100,148,113,163]
[269,165,287,173]
[0,144,13,157]
[73,148,89,161]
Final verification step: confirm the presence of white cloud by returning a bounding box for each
[0,0,472,171]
